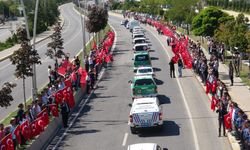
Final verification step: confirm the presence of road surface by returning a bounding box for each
[45,13,232,150]
[0,3,91,120]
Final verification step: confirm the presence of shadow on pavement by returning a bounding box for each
[153,67,161,72]
[157,94,171,104]
[154,78,164,85]
[138,120,180,137]
[151,57,159,60]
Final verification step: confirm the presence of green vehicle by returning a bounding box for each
[129,75,158,99]
[133,52,151,72]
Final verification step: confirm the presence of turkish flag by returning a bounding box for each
[63,87,75,108]
[206,81,211,95]
[224,113,232,130]
[14,125,21,145]
[211,96,219,111]
[37,108,50,127]
[211,80,217,93]
[64,78,72,89]
[49,104,59,117]
[0,133,14,150]
[36,117,45,133]
[20,120,31,140]
[54,90,63,105]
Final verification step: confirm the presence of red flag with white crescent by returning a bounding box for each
[0,133,14,150]
[36,108,50,126]
[49,104,59,117]
[20,120,31,140]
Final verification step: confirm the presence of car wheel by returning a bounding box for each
[130,127,136,134]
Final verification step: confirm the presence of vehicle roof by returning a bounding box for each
[133,37,146,41]
[128,143,157,150]
[133,97,158,104]
[137,66,153,70]
[134,51,149,55]
[134,43,148,47]
[133,33,144,36]
[133,75,153,80]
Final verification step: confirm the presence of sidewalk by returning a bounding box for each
[0,11,65,62]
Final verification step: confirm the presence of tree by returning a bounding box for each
[10,27,41,108]
[86,6,108,33]
[0,82,16,108]
[192,6,229,37]
[46,21,64,69]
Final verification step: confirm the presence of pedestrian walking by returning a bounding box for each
[229,61,234,86]
[177,58,183,77]
[216,103,227,137]
[169,59,175,78]
[60,99,70,128]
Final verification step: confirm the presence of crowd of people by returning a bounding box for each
[189,39,250,149]
[0,30,115,150]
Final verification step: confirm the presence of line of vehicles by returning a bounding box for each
[121,19,167,150]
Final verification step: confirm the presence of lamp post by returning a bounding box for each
[77,0,87,64]
[31,0,40,100]
[20,0,39,101]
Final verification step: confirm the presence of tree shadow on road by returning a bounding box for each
[151,57,159,60]
[137,120,180,137]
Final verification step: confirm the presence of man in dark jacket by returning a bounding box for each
[216,103,227,137]
[61,99,70,128]
[169,59,175,78]
[177,58,183,77]
[229,61,234,86]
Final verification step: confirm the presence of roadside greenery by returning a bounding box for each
[206,0,250,13]
[0,34,18,52]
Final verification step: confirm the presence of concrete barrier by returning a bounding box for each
[27,86,86,150]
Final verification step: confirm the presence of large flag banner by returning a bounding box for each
[20,120,31,140]
[0,133,14,150]
[30,120,41,138]
[37,108,50,126]
[14,125,21,144]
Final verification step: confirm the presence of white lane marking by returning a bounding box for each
[122,133,128,146]
[52,23,117,150]
[146,26,200,150]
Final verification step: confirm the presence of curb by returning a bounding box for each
[0,5,66,62]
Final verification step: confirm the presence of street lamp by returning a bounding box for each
[77,0,87,64]
[20,0,39,101]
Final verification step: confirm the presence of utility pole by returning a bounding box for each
[31,0,40,100]
[77,0,86,65]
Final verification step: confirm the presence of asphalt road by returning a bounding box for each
[0,3,91,120]
[46,14,232,150]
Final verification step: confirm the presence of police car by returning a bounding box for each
[128,97,163,134]
[127,143,167,150]
[135,66,154,77]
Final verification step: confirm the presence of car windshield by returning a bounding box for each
[135,54,149,61]
[134,35,144,38]
[134,79,154,86]
[135,46,147,51]
[135,40,145,43]
[138,68,152,73]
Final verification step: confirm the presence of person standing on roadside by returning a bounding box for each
[60,99,70,128]
[177,58,183,77]
[229,61,234,86]
[169,59,175,78]
[216,103,227,137]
